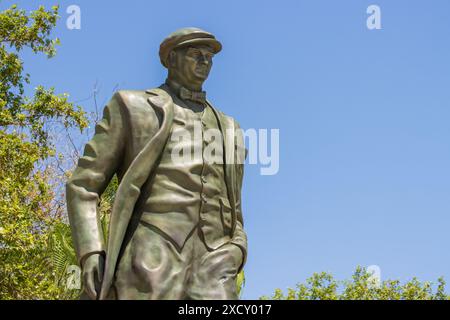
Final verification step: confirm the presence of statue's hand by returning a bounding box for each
[82,253,104,300]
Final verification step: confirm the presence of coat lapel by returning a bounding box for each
[100,88,174,299]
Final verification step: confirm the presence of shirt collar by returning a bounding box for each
[165,78,207,105]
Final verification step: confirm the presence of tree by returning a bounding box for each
[0,4,87,299]
[261,266,449,300]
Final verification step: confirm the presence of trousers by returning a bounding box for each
[112,220,242,299]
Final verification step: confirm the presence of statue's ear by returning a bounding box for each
[168,51,177,68]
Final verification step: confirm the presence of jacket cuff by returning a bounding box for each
[79,250,106,268]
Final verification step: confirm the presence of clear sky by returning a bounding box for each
[7,0,450,299]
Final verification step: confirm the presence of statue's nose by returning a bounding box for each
[199,55,210,65]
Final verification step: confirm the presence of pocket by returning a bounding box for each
[219,197,233,234]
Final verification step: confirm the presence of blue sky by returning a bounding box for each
[7,0,450,298]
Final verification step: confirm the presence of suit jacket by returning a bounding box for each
[66,85,247,299]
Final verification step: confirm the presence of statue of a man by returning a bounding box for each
[66,27,248,300]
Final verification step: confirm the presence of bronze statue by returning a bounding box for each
[66,27,248,300]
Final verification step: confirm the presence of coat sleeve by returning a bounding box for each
[231,119,248,273]
[66,92,127,266]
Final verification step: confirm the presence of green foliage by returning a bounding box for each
[47,220,79,299]
[261,266,450,300]
[0,4,87,151]
[237,270,245,297]
[48,222,77,285]
[0,4,60,56]
[0,4,87,299]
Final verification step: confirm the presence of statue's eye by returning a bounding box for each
[188,50,201,58]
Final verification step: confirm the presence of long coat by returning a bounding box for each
[66,85,247,299]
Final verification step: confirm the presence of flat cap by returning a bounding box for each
[159,27,222,68]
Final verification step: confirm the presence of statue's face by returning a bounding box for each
[169,45,214,87]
